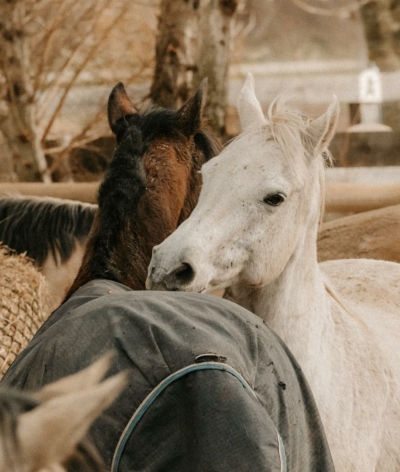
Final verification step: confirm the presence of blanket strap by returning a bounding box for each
[111,362,286,472]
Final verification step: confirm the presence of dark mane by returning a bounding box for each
[194,127,221,162]
[0,196,97,267]
[115,107,220,160]
[0,388,104,472]
[92,123,146,281]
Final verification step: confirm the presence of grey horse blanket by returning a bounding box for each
[2,280,335,471]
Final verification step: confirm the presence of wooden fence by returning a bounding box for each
[2,181,400,214]
[0,183,99,204]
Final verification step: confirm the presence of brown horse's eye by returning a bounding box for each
[264,194,284,206]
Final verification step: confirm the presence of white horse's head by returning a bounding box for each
[147,74,339,293]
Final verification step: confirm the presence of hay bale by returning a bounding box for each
[0,245,50,378]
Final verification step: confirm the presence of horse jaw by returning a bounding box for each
[237,73,267,132]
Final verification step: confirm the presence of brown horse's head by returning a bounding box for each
[66,80,220,298]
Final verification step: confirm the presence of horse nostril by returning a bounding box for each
[171,262,195,286]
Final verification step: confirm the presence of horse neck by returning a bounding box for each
[65,213,153,300]
[230,181,335,382]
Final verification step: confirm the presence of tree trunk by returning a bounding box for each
[0,131,15,182]
[193,0,238,139]
[0,1,51,182]
[150,0,200,109]
[359,0,400,71]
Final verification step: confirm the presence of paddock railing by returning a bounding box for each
[325,183,400,213]
[0,182,99,204]
[2,177,400,214]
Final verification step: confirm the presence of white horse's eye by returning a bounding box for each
[263,194,284,206]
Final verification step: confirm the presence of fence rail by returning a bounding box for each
[1,182,400,214]
[326,183,400,213]
[0,182,99,204]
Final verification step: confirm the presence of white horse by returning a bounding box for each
[147,74,400,471]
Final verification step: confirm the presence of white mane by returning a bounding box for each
[249,96,332,224]
[266,96,333,168]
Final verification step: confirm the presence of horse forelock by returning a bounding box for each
[108,106,219,226]
[266,98,331,221]
[194,127,222,162]
[266,96,333,168]
[266,97,313,171]
[0,196,96,267]
[140,108,220,159]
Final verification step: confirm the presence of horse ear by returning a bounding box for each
[176,78,208,136]
[237,73,266,132]
[306,95,339,156]
[35,351,114,401]
[108,82,138,134]
[17,371,128,470]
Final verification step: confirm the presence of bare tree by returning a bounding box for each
[193,0,239,138]
[151,0,239,138]
[359,0,400,71]
[0,0,156,182]
[150,0,200,109]
[0,1,50,182]
[290,0,400,72]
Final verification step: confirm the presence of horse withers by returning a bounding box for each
[147,74,400,471]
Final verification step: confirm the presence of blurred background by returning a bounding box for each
[1,0,399,185]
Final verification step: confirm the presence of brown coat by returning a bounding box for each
[318,204,400,263]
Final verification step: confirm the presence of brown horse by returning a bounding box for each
[67,79,219,299]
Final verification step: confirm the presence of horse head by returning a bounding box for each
[66,80,220,298]
[147,73,339,293]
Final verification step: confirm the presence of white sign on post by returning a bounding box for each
[358,65,382,104]
[347,63,391,132]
